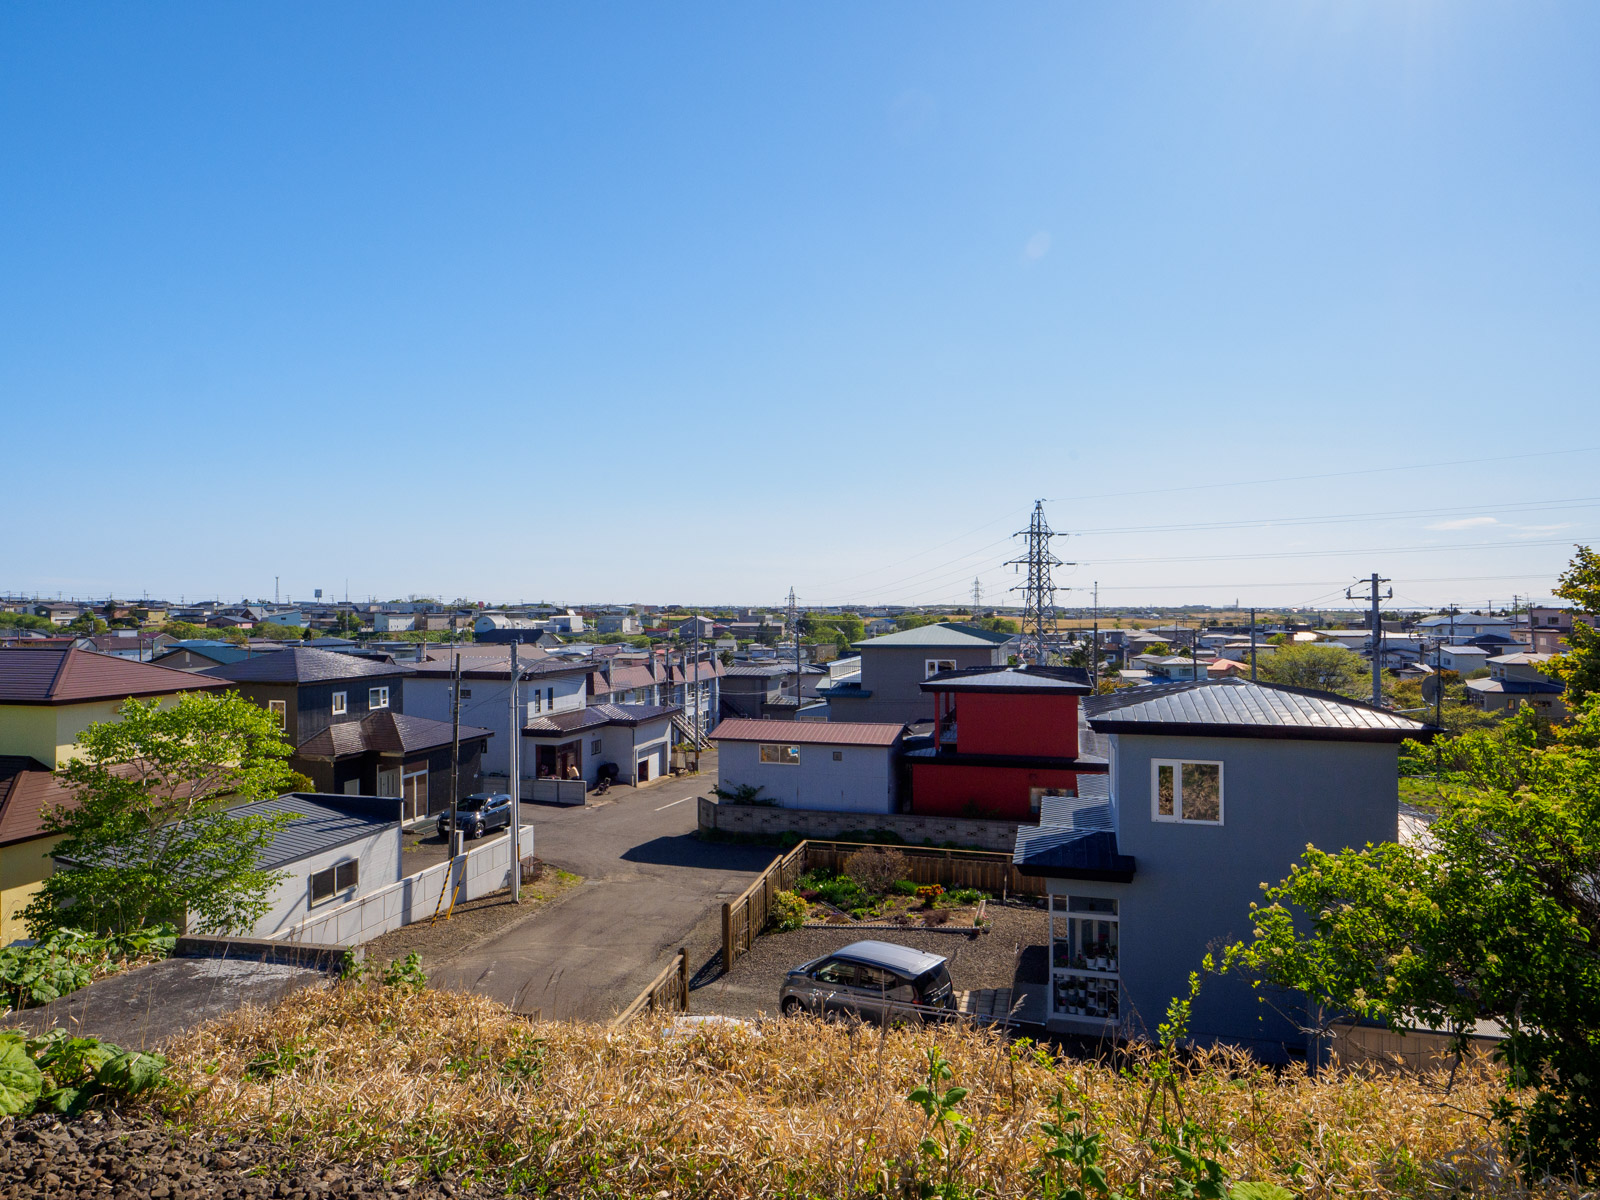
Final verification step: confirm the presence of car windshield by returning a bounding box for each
[458,797,488,812]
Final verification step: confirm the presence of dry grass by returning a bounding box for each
[158,981,1578,1199]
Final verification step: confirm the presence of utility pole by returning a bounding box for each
[786,587,801,706]
[1346,573,1392,707]
[448,652,462,855]
[1007,500,1072,665]
[1090,581,1100,691]
[1249,607,1258,683]
[506,641,521,901]
[691,618,701,771]
[274,576,279,605]
[971,577,983,619]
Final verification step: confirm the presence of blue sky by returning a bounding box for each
[3,3,1596,611]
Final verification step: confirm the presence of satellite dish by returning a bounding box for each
[1420,675,1442,703]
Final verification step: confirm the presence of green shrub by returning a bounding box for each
[769,890,808,932]
[890,879,919,896]
[946,888,985,905]
[0,1030,168,1117]
[797,869,867,911]
[0,924,177,1011]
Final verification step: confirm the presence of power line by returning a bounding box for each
[1068,496,1600,538]
[1078,534,1589,568]
[1048,444,1600,504]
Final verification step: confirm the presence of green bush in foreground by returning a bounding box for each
[0,924,176,1012]
[0,1029,168,1117]
[769,890,808,932]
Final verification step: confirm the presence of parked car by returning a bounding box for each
[436,792,514,840]
[778,940,956,1023]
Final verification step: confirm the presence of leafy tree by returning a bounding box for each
[250,621,304,641]
[718,649,734,667]
[333,611,364,636]
[65,615,108,636]
[1223,698,1600,1175]
[158,621,208,641]
[24,693,300,938]
[1550,544,1600,713]
[0,612,58,634]
[1257,642,1369,699]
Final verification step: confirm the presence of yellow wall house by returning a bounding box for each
[0,648,220,943]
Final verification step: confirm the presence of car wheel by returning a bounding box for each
[781,997,805,1018]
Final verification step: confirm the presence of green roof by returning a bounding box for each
[852,623,1015,650]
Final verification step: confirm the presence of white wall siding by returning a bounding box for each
[249,825,403,939]
[716,739,895,813]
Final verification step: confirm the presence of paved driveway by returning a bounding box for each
[430,760,774,1022]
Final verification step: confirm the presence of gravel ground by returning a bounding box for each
[358,862,581,969]
[0,1111,510,1200]
[692,903,1049,1020]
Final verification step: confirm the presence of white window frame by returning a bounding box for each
[925,658,957,679]
[759,743,801,765]
[1150,758,1224,825]
[266,699,286,730]
[330,691,347,716]
[369,686,390,710]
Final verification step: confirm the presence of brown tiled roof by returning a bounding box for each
[296,711,493,759]
[0,756,76,846]
[0,649,223,706]
[709,718,905,747]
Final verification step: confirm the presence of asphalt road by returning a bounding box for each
[429,761,775,1022]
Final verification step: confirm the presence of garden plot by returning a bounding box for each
[779,848,992,932]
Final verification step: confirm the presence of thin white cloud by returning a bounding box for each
[1024,231,1052,261]
[1427,516,1498,531]
[1511,523,1574,538]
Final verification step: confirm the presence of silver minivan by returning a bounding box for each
[778,940,957,1023]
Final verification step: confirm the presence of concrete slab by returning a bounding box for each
[3,951,335,1051]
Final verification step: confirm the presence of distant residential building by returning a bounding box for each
[596,614,641,635]
[198,649,486,822]
[1467,653,1565,717]
[1530,606,1596,655]
[907,665,1105,821]
[710,718,906,813]
[823,623,1017,725]
[1416,613,1515,645]
[375,613,416,633]
[1436,644,1492,674]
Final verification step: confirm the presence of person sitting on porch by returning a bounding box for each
[565,764,580,779]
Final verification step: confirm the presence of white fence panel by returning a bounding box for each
[277,825,534,947]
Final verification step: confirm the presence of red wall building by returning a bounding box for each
[908,665,1107,821]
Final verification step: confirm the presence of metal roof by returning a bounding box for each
[852,623,1011,650]
[709,718,905,747]
[296,711,493,759]
[0,755,75,847]
[1012,778,1135,880]
[0,648,223,705]
[1085,678,1434,743]
[198,647,413,685]
[1465,677,1564,696]
[829,940,948,977]
[226,793,397,869]
[523,703,680,736]
[920,664,1090,695]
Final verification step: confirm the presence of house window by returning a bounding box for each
[591,738,603,755]
[832,751,843,761]
[759,743,800,765]
[369,686,390,710]
[1151,760,1223,824]
[459,688,472,700]
[309,859,359,906]
[266,699,286,730]
[1049,894,1120,1022]
[532,692,542,714]
[331,692,347,716]
[925,659,957,679]
[546,686,554,708]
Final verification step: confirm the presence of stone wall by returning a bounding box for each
[698,795,1020,854]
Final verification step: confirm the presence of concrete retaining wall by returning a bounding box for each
[698,795,1020,853]
[276,825,535,947]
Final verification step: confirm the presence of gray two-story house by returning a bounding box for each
[821,624,1018,725]
[199,647,490,820]
[1014,678,1433,1060]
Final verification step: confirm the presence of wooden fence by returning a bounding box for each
[611,947,690,1028]
[719,839,1044,974]
[802,840,1047,901]
[721,842,808,973]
